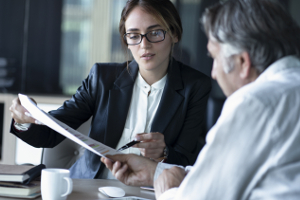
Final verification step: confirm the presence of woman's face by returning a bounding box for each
[125,6,177,76]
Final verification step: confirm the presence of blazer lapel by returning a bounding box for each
[151,59,184,133]
[105,61,139,148]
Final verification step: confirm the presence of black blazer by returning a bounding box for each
[11,58,211,179]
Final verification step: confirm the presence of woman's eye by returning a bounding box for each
[129,35,139,40]
[150,31,159,36]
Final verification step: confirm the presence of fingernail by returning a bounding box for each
[135,136,141,141]
[25,112,32,117]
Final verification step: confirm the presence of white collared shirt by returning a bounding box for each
[155,56,300,200]
[100,72,167,179]
[115,72,167,154]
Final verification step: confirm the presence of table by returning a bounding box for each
[0,179,156,200]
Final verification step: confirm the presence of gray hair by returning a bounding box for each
[202,0,300,74]
[220,40,242,73]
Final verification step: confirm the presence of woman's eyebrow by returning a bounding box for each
[146,24,161,30]
[126,24,162,32]
[126,28,139,32]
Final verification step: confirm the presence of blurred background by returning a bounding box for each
[0,0,298,165]
[0,0,217,95]
[1,0,299,95]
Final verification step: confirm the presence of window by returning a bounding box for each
[59,0,127,95]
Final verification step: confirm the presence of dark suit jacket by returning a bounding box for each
[11,58,211,179]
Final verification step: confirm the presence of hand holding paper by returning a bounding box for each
[9,97,37,124]
[18,94,121,158]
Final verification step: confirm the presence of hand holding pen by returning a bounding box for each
[117,132,166,162]
[117,140,141,152]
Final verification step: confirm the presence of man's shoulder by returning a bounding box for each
[231,73,300,110]
[242,56,300,105]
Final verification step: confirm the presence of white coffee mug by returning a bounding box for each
[41,169,73,200]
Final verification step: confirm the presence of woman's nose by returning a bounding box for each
[140,36,151,48]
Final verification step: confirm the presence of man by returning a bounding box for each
[102,0,300,199]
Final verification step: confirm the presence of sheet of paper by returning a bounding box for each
[18,94,121,158]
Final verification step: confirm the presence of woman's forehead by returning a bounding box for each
[125,6,165,31]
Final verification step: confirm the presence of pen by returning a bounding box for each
[117,140,141,152]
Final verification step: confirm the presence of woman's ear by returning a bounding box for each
[169,31,178,43]
[172,35,178,44]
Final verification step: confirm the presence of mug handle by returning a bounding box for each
[61,177,73,197]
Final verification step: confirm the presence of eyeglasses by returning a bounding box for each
[124,29,167,45]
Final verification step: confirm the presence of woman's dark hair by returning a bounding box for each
[119,0,182,49]
[202,0,300,74]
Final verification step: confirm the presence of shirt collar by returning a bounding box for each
[256,55,300,83]
[136,72,167,90]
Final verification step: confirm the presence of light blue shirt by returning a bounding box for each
[156,56,300,200]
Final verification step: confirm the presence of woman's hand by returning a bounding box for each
[9,97,40,124]
[134,132,166,161]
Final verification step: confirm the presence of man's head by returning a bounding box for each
[202,0,300,97]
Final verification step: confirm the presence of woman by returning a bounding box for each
[10,0,211,179]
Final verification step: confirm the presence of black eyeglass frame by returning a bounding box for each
[123,29,167,45]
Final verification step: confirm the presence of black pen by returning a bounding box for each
[117,140,141,152]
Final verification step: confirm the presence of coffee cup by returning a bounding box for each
[41,168,73,200]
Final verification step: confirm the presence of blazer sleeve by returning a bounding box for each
[10,64,102,148]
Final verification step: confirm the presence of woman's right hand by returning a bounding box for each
[9,97,37,124]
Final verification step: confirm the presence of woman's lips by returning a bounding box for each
[141,53,155,60]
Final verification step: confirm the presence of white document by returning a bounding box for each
[18,94,121,158]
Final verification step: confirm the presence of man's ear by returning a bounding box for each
[239,52,251,79]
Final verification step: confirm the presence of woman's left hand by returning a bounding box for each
[133,132,166,161]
